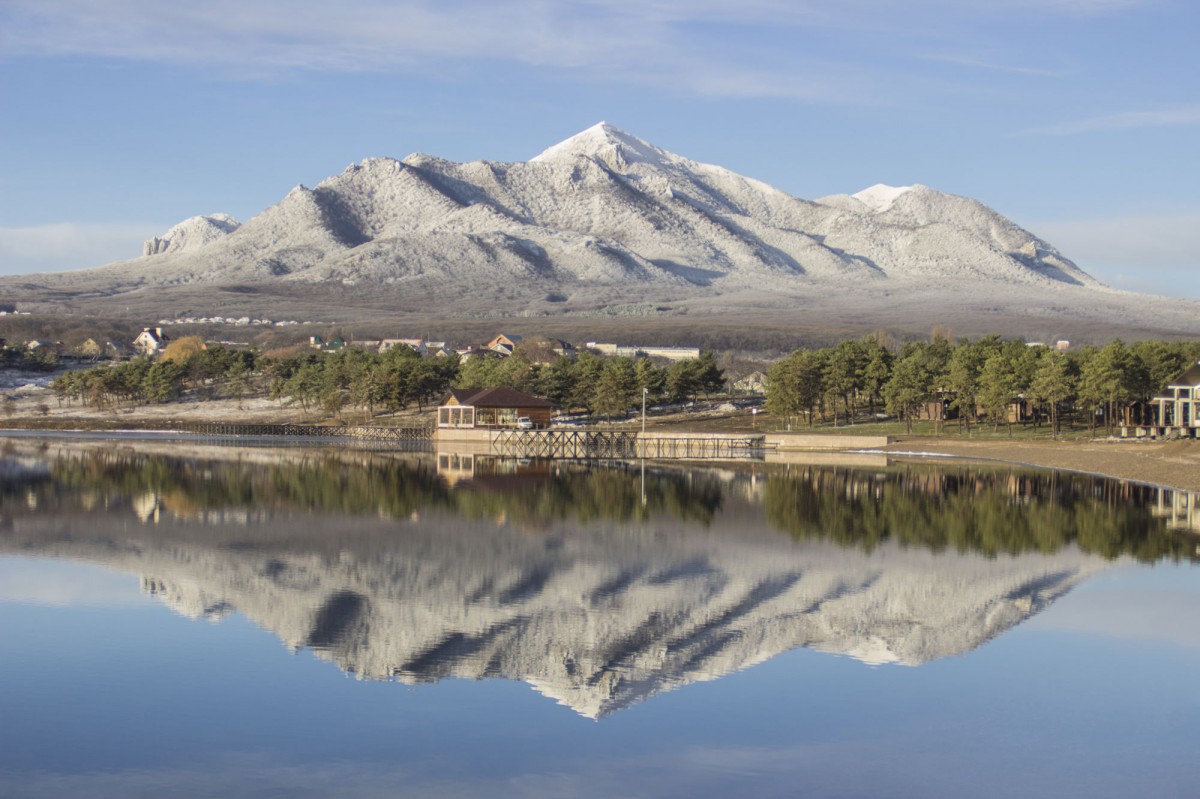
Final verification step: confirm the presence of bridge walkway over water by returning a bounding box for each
[491,429,765,460]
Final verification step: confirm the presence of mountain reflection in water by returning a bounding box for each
[1,441,1196,718]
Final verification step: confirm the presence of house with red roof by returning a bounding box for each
[437,387,554,429]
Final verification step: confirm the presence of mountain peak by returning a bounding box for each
[851,184,915,212]
[142,213,240,257]
[530,122,676,169]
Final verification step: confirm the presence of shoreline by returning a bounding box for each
[3,416,1198,494]
[886,436,1200,494]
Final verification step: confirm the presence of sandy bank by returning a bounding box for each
[889,436,1200,493]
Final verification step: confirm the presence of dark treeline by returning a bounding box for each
[47,337,725,420]
[455,347,723,417]
[766,334,1200,436]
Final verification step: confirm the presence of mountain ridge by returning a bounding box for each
[51,123,1098,291]
[5,122,1197,340]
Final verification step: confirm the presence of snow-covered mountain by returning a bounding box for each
[10,121,1197,337]
[42,123,1098,292]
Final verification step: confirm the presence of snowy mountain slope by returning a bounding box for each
[36,122,1100,295]
[812,184,1093,285]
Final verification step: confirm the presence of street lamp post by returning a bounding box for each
[642,388,649,434]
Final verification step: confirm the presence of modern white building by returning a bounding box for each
[1148,361,1199,437]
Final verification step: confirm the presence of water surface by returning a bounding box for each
[1,441,1197,797]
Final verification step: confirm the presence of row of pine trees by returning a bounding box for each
[49,338,726,420]
[765,335,1200,436]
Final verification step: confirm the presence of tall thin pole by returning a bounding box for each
[642,388,648,434]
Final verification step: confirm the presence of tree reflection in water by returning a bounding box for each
[2,444,1193,562]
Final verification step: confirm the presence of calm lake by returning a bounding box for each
[1,438,1198,798]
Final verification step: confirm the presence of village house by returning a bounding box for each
[379,338,427,355]
[454,344,490,361]
[486,333,523,357]
[437,387,554,429]
[733,371,768,394]
[76,338,103,359]
[462,334,574,363]
[544,338,576,360]
[132,327,170,356]
[308,335,347,351]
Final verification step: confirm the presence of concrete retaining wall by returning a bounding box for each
[764,433,890,451]
[433,429,494,445]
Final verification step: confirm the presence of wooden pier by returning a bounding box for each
[491,429,764,460]
[183,422,434,441]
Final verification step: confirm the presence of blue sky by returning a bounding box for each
[1,0,1197,297]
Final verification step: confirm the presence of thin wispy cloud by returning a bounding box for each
[919,53,1067,77]
[0,1,863,99]
[0,0,1143,99]
[933,0,1148,12]
[1026,107,1200,135]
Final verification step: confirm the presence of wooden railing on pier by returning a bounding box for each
[637,433,764,459]
[492,429,641,458]
[183,422,434,441]
[491,429,764,460]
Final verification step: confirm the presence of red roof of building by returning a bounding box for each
[442,387,553,408]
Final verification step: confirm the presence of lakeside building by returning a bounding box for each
[437,387,554,430]
[1140,361,1200,438]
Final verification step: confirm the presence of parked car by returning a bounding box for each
[516,417,534,430]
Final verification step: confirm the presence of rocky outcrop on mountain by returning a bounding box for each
[142,213,240,256]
